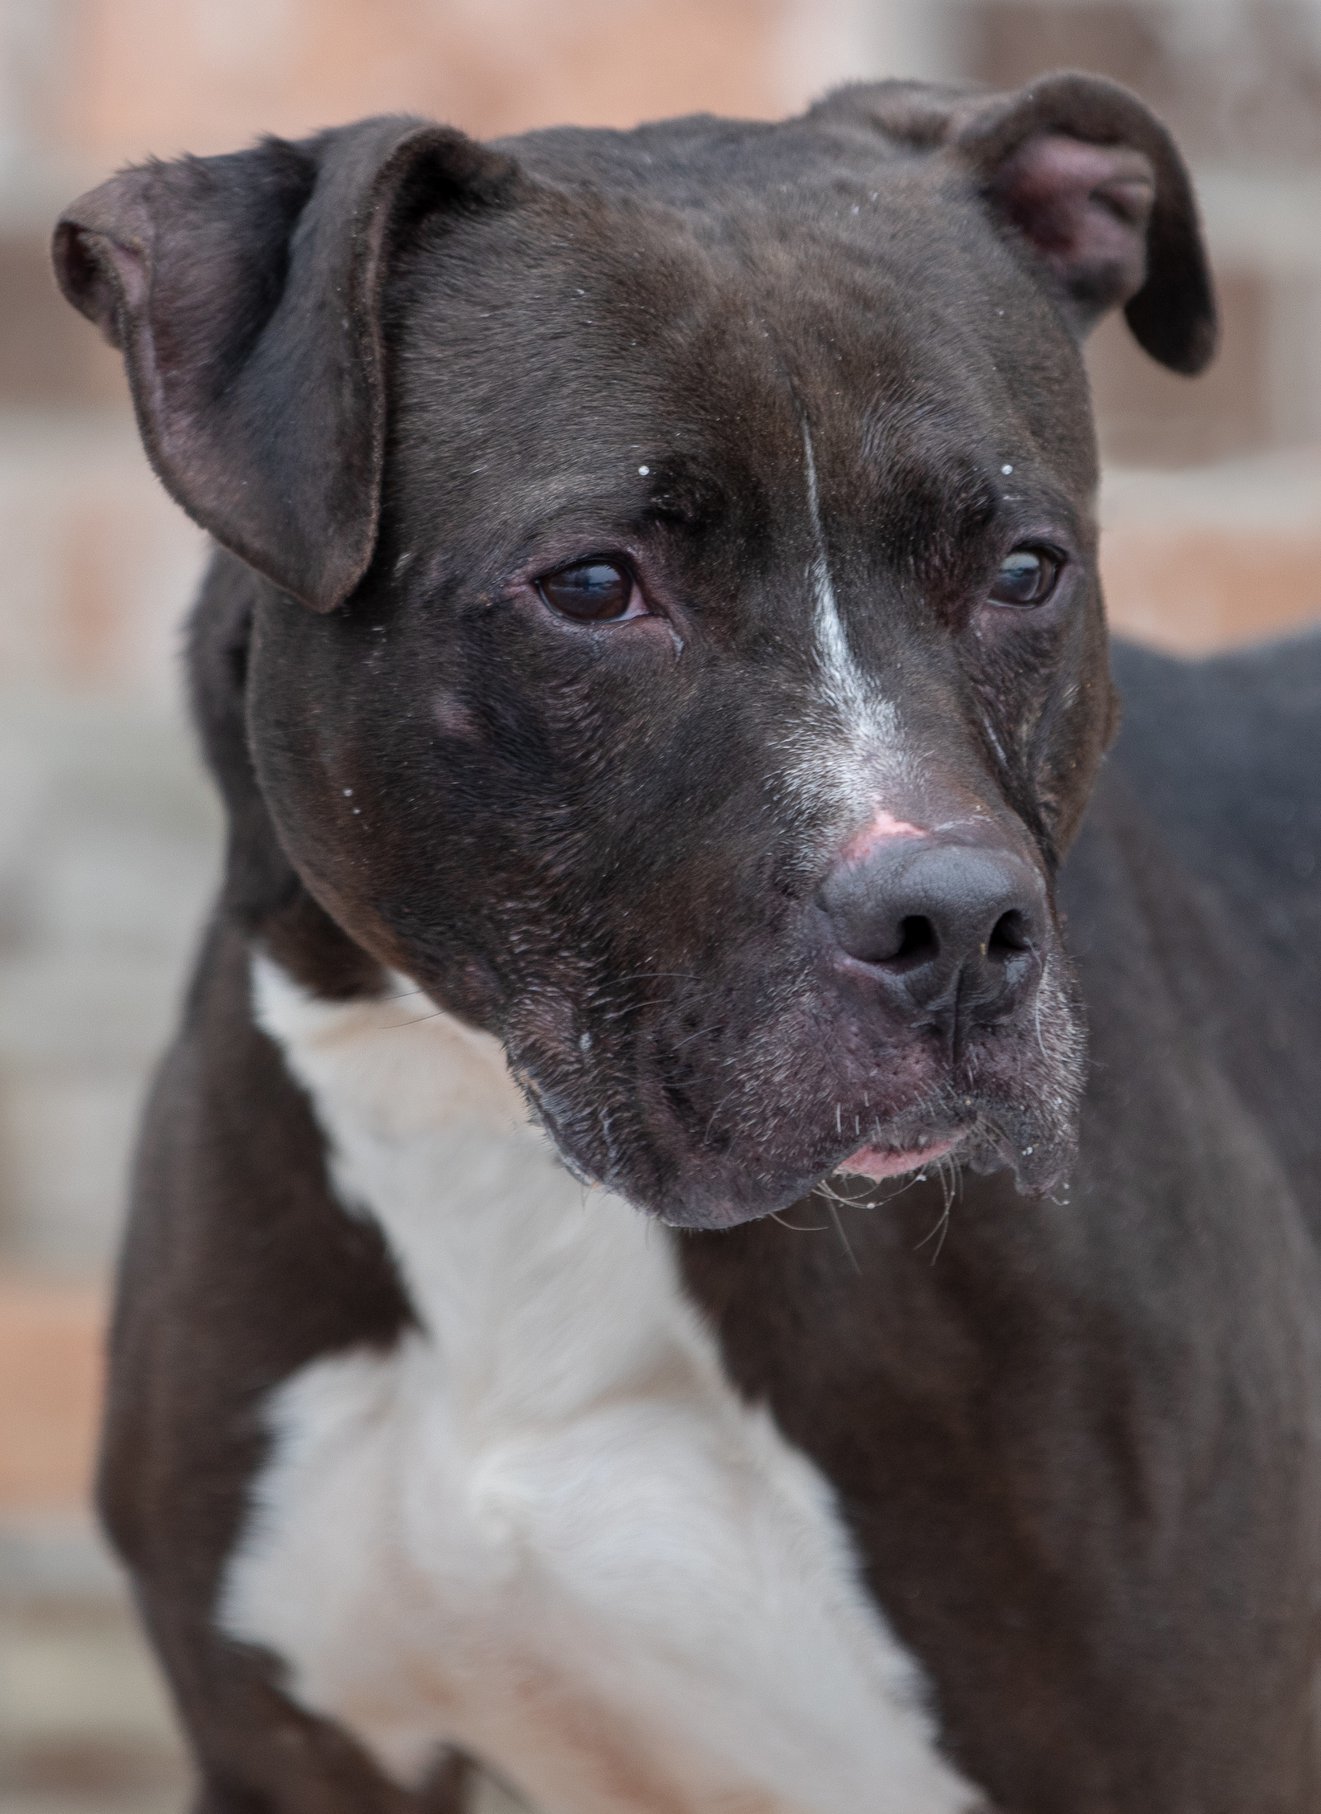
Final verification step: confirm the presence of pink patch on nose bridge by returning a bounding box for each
[843,809,926,863]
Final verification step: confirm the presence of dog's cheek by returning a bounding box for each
[239,603,469,977]
[967,596,1108,862]
[962,950,1089,1195]
[1025,602,1114,857]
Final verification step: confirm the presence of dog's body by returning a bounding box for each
[56,77,1321,1812]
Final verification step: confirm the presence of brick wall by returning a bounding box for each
[0,0,817,707]
[3,0,1318,705]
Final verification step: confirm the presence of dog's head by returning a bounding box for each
[55,75,1214,1227]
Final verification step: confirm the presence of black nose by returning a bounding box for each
[819,838,1047,1030]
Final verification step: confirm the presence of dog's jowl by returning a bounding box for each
[54,73,1321,1813]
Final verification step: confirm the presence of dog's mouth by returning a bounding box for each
[517,1048,1072,1228]
[836,1128,965,1181]
[825,1099,1056,1191]
[504,946,1086,1229]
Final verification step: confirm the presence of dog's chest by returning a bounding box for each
[220,962,979,1814]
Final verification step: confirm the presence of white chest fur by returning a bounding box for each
[220,958,981,1814]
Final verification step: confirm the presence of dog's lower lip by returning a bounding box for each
[836,1132,962,1181]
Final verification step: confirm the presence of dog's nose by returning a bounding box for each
[819,838,1047,1027]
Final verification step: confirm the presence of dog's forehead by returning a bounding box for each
[502,108,908,195]
[382,111,1095,598]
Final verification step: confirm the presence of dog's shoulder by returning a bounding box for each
[1109,631,1321,940]
[1073,635,1321,1239]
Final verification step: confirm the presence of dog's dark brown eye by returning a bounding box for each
[988,546,1063,608]
[537,559,641,622]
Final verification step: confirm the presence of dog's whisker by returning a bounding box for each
[914,1198,952,1262]
[769,1209,829,1233]
[670,1022,726,1051]
[1029,947,1050,1064]
[874,1167,930,1206]
[701,1078,751,1143]
[915,1153,965,1264]
[369,1008,447,1032]
[813,1177,849,1207]
[815,1172,871,1209]
[823,1197,862,1274]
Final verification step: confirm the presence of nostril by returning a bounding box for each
[846,913,939,970]
[891,914,939,970]
[987,909,1032,962]
[820,839,1047,999]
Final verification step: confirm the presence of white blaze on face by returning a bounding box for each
[801,419,879,727]
[778,422,914,838]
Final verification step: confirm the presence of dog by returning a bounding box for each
[53,69,1321,1812]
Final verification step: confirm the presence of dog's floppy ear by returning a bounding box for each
[818,71,1216,374]
[53,117,518,611]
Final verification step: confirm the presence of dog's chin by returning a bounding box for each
[511,968,1088,1229]
[587,1102,1079,1231]
[516,1045,1085,1228]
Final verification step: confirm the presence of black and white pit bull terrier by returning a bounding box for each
[53,70,1321,1813]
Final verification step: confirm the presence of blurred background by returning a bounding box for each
[1,1,1319,1807]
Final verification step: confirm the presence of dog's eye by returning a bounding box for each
[988,546,1063,608]
[537,559,643,622]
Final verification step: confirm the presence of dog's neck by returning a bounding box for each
[251,953,532,1152]
[238,951,983,1810]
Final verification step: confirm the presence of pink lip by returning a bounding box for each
[836,1132,962,1181]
